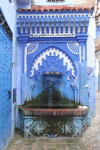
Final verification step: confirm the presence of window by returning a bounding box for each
[47,0,64,2]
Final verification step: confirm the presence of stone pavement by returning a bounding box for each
[7,92,100,150]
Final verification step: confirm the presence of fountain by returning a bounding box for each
[19,72,88,137]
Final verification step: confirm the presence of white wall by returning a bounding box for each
[74,0,86,5]
[95,51,100,91]
[35,0,74,6]
[87,15,96,118]
[87,16,96,68]
[95,51,100,75]
[0,0,17,33]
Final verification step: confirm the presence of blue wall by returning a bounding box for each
[0,1,17,149]
[88,67,95,118]
[0,25,12,150]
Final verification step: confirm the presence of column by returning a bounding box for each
[20,41,27,104]
[78,39,88,106]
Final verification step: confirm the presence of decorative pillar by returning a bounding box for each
[18,38,28,104]
[74,62,80,106]
[77,35,88,106]
[79,42,84,105]
[81,41,89,106]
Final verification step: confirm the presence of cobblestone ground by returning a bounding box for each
[7,92,100,150]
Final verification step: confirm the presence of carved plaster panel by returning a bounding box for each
[67,42,79,55]
[32,122,46,136]
[27,43,39,54]
[17,13,91,19]
[22,115,88,138]
[30,48,76,77]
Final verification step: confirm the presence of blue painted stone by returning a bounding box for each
[49,134,55,138]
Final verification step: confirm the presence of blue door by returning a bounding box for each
[0,25,12,150]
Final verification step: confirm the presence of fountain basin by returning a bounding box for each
[19,106,88,137]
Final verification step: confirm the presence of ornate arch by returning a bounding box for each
[29,47,77,81]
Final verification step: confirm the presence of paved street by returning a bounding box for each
[7,92,100,150]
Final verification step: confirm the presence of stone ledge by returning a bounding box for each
[19,106,88,116]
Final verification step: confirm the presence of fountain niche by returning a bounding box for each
[26,72,76,109]
[19,71,88,138]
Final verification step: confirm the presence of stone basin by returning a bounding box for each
[19,105,88,116]
[19,106,89,138]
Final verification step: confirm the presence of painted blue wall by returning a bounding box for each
[0,25,12,150]
[95,74,99,91]
[88,67,95,118]
[0,0,17,149]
